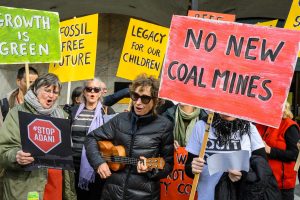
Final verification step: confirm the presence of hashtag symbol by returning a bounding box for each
[33,126,38,131]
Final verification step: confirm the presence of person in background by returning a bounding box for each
[256,102,300,200]
[160,104,207,199]
[163,103,207,148]
[99,80,108,96]
[63,86,83,116]
[0,73,76,200]
[85,74,174,200]
[71,86,83,106]
[98,80,115,115]
[185,113,266,200]
[0,66,38,120]
[70,78,106,200]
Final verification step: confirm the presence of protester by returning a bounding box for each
[98,80,115,115]
[99,80,108,96]
[70,78,106,200]
[256,102,300,200]
[0,66,38,120]
[71,86,83,106]
[163,104,207,148]
[185,113,266,200]
[63,86,83,116]
[159,104,207,199]
[0,73,76,200]
[84,74,174,200]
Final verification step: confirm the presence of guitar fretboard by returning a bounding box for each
[102,155,141,166]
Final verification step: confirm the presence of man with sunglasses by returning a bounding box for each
[85,74,174,200]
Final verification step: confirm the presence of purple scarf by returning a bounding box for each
[77,102,103,190]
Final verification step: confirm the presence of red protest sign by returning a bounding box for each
[28,119,61,153]
[159,16,300,128]
[188,10,236,22]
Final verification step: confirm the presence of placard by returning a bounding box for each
[19,111,73,170]
[159,16,300,128]
[117,18,169,80]
[49,14,98,82]
[0,6,60,64]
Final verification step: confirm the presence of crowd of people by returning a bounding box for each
[0,67,299,200]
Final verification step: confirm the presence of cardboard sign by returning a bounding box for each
[0,6,60,64]
[284,0,300,57]
[256,19,278,27]
[159,16,300,128]
[160,147,195,200]
[19,111,74,170]
[188,10,236,22]
[49,14,98,82]
[117,18,169,80]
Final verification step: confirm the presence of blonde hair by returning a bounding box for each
[282,102,293,119]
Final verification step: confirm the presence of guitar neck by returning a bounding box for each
[103,155,140,166]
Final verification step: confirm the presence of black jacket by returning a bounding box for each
[85,111,174,200]
[215,155,281,200]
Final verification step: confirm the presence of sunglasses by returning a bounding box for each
[130,92,153,104]
[85,87,101,93]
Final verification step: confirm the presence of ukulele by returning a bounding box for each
[98,141,165,171]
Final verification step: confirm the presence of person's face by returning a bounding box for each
[83,80,102,104]
[219,114,236,121]
[132,86,154,116]
[36,85,59,109]
[99,82,107,96]
[17,74,38,94]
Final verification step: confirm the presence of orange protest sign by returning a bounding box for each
[159,15,300,128]
[160,147,195,200]
[188,10,236,22]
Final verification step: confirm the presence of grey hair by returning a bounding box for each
[83,77,102,88]
[30,73,62,95]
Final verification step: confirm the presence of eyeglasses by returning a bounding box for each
[130,92,153,104]
[85,87,101,93]
[43,88,59,96]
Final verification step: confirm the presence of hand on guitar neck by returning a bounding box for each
[97,141,165,179]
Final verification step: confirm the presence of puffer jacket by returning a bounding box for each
[0,103,76,200]
[85,111,174,200]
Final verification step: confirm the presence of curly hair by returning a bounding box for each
[129,74,159,114]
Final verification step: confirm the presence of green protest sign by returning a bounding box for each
[0,6,61,64]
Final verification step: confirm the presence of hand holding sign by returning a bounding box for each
[16,150,34,165]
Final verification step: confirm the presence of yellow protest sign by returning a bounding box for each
[117,18,169,80]
[256,19,278,27]
[284,0,300,57]
[49,14,98,82]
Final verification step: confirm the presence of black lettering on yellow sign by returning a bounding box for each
[294,16,300,27]
[131,25,166,44]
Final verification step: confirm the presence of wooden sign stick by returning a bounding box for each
[25,63,30,89]
[294,151,300,171]
[66,81,71,105]
[189,112,214,200]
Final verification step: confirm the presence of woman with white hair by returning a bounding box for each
[70,78,106,200]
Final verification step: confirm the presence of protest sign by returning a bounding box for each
[49,14,98,82]
[284,0,300,57]
[160,147,195,200]
[188,10,236,22]
[0,6,60,64]
[117,18,169,80]
[159,15,300,128]
[256,19,278,27]
[19,111,73,170]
